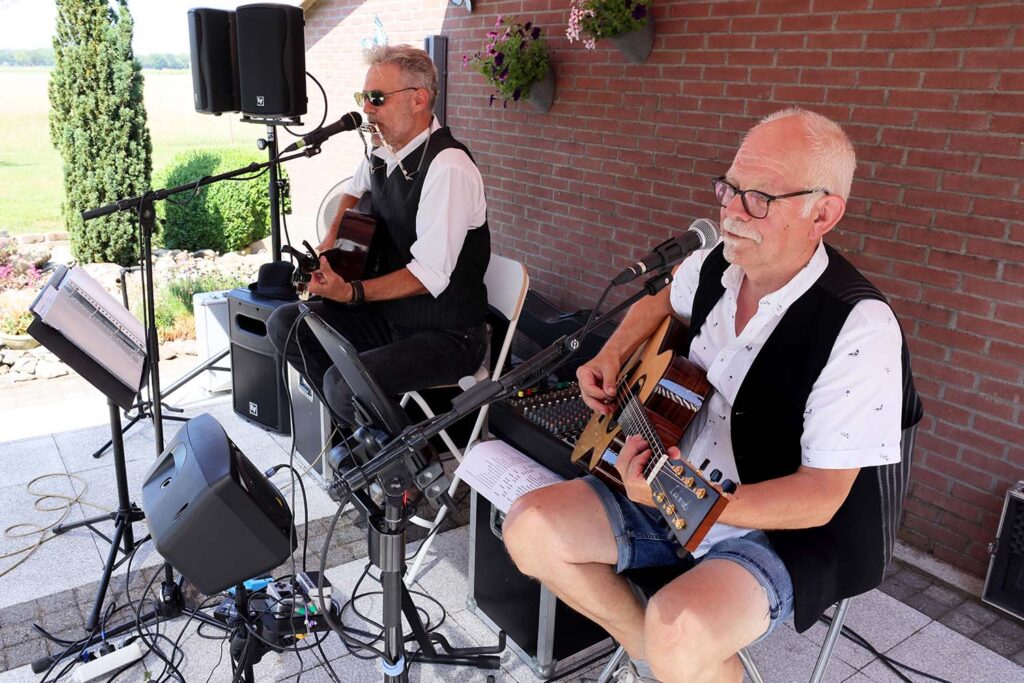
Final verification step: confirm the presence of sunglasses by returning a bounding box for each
[353,87,418,107]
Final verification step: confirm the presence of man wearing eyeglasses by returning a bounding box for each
[501,109,922,683]
[268,45,489,427]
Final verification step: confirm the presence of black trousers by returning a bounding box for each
[267,298,487,426]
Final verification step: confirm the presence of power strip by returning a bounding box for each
[71,641,143,683]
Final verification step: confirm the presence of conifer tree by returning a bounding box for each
[49,0,152,265]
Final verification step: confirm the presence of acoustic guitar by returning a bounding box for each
[285,209,378,293]
[571,316,731,554]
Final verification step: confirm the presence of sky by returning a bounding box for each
[0,0,303,54]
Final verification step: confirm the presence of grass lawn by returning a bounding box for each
[0,67,263,236]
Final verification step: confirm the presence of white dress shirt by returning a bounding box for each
[343,117,488,297]
[669,240,904,557]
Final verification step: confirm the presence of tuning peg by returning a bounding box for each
[709,469,723,483]
[721,479,737,494]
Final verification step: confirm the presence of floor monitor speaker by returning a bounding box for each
[142,413,296,595]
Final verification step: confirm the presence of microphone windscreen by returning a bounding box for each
[690,218,720,247]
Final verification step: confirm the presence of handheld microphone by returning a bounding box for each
[612,218,720,285]
[282,112,363,153]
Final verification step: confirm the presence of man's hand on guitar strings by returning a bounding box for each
[576,352,620,416]
[307,254,353,303]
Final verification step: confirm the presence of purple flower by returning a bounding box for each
[632,5,647,20]
[524,22,532,31]
[462,54,469,66]
[487,30,498,38]
[494,51,505,67]
[513,87,522,101]
[495,15,503,28]
[499,67,509,81]
[625,0,632,7]
[532,26,541,40]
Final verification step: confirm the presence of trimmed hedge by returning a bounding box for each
[158,148,290,253]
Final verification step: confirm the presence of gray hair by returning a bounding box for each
[752,108,857,207]
[364,44,438,108]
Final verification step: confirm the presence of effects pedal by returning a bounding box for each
[267,580,297,618]
[297,571,332,603]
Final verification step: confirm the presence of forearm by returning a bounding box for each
[362,267,429,302]
[717,467,859,530]
[599,286,675,364]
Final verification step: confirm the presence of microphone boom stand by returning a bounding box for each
[326,270,674,683]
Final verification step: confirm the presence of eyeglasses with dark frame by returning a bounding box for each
[353,87,419,107]
[712,176,829,219]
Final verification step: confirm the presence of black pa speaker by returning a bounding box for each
[235,3,306,118]
[984,481,1024,620]
[227,288,292,434]
[187,8,240,114]
[142,414,297,595]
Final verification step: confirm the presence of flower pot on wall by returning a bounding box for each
[526,67,555,113]
[611,14,655,63]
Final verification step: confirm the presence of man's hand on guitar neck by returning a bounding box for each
[616,435,682,508]
[307,255,355,303]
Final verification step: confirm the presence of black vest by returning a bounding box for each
[684,243,924,632]
[367,126,490,330]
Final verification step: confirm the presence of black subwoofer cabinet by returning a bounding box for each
[227,288,291,434]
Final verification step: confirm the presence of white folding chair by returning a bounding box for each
[403,254,529,583]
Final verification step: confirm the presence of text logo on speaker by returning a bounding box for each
[249,402,259,417]
[256,95,265,107]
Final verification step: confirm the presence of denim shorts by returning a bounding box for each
[583,475,794,643]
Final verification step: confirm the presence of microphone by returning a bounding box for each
[282,112,363,153]
[611,218,720,285]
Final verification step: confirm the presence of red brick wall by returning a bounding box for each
[301,0,1024,578]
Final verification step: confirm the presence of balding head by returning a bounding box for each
[745,108,857,204]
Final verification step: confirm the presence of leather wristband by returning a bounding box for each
[349,279,365,305]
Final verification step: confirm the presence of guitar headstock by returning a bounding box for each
[650,459,730,553]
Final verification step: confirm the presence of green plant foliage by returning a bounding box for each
[568,0,650,46]
[158,149,290,253]
[467,16,550,105]
[48,0,152,266]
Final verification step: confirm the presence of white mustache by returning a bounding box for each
[723,217,763,244]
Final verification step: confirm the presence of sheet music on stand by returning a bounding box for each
[29,265,147,408]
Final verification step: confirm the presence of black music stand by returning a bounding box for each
[27,276,149,633]
[301,307,504,683]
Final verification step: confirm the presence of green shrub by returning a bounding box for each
[150,271,251,341]
[158,149,290,253]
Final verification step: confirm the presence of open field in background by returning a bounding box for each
[0,67,261,235]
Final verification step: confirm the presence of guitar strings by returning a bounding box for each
[615,380,672,498]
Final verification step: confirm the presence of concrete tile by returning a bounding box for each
[801,590,930,670]
[922,583,965,609]
[938,609,988,638]
[860,621,1024,683]
[974,616,1024,658]
[893,568,932,592]
[901,591,953,620]
[744,621,857,683]
[0,435,64,487]
[958,600,1001,627]
[0,662,38,682]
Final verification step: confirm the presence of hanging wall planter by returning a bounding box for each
[526,67,556,113]
[466,16,554,112]
[611,11,655,63]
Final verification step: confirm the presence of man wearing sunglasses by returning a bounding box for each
[268,45,489,427]
[501,109,922,683]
